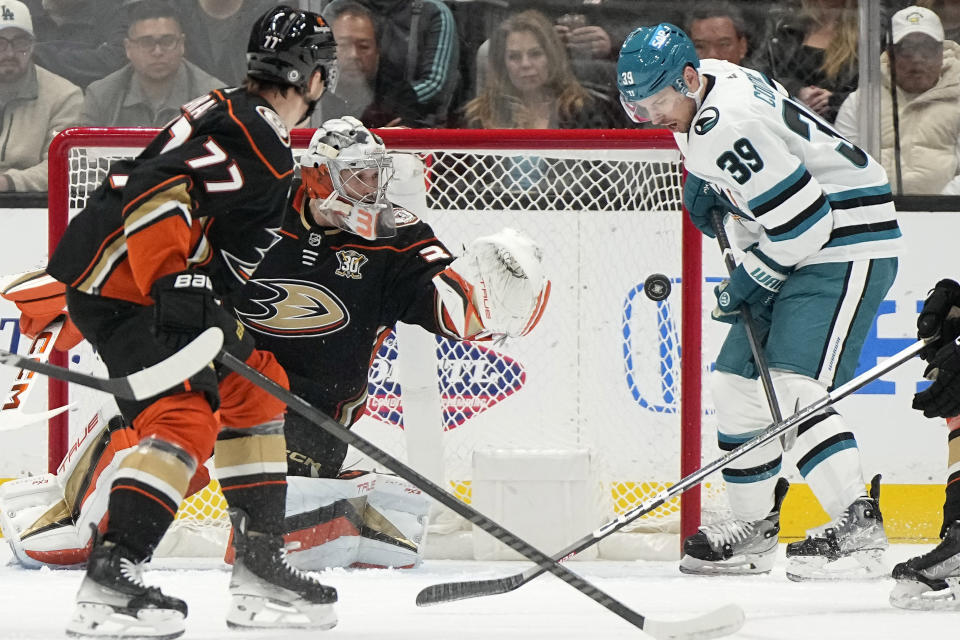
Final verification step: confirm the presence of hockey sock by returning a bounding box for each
[943,416,960,537]
[215,419,288,535]
[105,438,195,559]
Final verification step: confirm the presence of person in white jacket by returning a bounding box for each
[836,5,960,195]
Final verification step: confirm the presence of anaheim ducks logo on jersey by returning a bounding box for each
[335,249,367,279]
[237,278,350,337]
[255,105,290,147]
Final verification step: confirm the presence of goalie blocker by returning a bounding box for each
[0,403,430,571]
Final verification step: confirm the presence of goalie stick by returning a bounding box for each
[216,350,745,640]
[0,317,74,431]
[417,336,928,605]
[0,328,223,401]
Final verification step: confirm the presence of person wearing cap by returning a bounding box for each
[0,0,80,192]
[835,4,960,195]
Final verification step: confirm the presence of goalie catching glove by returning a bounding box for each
[0,269,83,351]
[712,248,789,324]
[434,228,550,340]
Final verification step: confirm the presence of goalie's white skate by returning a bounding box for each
[785,475,888,581]
[226,508,338,631]
[680,478,789,576]
[890,520,960,610]
[66,538,187,639]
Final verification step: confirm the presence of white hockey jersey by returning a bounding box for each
[678,59,902,270]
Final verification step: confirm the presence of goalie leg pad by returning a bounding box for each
[280,472,430,570]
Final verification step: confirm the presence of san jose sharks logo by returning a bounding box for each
[694,107,720,135]
[237,279,349,337]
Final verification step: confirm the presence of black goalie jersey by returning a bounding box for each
[231,184,459,426]
[47,88,296,304]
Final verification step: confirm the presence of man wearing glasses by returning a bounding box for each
[0,0,80,192]
[82,1,223,127]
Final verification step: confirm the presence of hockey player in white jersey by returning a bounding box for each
[618,23,902,580]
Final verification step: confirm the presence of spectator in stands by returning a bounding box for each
[835,5,960,194]
[174,0,276,87]
[472,2,682,104]
[753,0,860,123]
[24,0,128,89]
[685,2,751,65]
[461,9,624,129]
[0,0,81,192]
[81,1,223,127]
[312,0,420,127]
[343,0,459,126]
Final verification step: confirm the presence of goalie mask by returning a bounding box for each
[300,116,396,240]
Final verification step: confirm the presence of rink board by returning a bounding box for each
[0,207,954,542]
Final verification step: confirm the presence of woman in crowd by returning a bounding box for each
[461,9,624,129]
[754,0,860,123]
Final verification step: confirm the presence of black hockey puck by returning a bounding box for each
[643,273,672,301]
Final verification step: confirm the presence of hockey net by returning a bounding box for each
[46,127,722,559]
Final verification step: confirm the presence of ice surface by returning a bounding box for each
[1,543,957,639]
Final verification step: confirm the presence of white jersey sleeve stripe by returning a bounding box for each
[748,165,810,215]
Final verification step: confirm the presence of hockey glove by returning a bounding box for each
[683,174,736,238]
[435,228,551,340]
[151,271,249,355]
[917,279,960,361]
[913,342,960,419]
[712,250,788,323]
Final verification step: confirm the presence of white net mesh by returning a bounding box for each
[53,130,721,559]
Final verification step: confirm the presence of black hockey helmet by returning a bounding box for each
[247,5,338,91]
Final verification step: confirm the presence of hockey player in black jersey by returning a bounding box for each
[231,115,550,550]
[890,279,960,610]
[45,6,340,638]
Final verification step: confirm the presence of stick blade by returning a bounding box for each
[0,403,74,431]
[416,574,526,606]
[125,328,224,399]
[642,604,745,640]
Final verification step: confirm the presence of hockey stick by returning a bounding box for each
[216,351,745,640]
[0,318,75,430]
[0,328,224,401]
[417,337,926,605]
[711,210,782,426]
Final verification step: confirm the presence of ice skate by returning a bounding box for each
[785,475,888,581]
[890,520,960,610]
[680,477,789,575]
[66,534,187,639]
[226,508,338,630]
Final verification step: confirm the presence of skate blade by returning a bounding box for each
[890,579,960,611]
[227,594,337,630]
[679,551,776,576]
[786,549,886,581]
[66,603,185,639]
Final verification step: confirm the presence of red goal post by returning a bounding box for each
[46,127,705,553]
